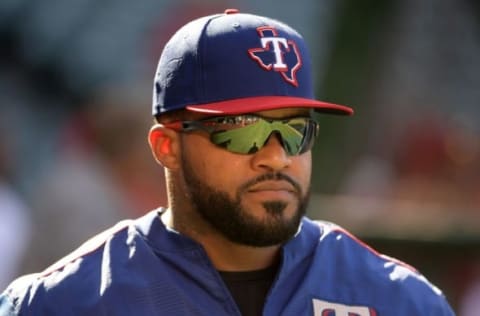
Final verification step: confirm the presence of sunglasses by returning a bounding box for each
[164,114,319,155]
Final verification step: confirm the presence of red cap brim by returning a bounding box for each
[186,96,353,116]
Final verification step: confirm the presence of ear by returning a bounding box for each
[148,124,181,170]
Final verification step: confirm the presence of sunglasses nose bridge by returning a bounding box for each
[268,129,281,138]
[252,131,292,171]
[264,130,287,151]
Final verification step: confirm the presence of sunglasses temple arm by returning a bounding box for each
[162,121,213,133]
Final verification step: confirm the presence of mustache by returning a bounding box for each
[239,172,302,196]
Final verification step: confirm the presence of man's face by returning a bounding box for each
[178,108,313,247]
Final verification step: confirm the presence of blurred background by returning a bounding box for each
[0,0,479,313]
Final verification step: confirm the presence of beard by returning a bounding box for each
[181,156,309,247]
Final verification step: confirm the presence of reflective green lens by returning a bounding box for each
[210,117,317,155]
[172,115,318,155]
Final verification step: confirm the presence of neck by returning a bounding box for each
[161,208,281,271]
[202,236,281,272]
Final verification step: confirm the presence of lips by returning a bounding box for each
[247,181,296,193]
[239,173,302,199]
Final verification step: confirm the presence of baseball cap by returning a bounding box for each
[152,9,353,116]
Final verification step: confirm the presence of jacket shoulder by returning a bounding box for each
[0,220,133,315]
[303,219,454,314]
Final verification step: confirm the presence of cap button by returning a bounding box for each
[224,8,239,14]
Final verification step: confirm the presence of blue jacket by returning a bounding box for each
[0,210,454,315]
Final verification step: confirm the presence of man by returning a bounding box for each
[0,9,454,315]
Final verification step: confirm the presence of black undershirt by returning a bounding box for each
[219,264,279,316]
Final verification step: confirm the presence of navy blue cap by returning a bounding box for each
[152,9,353,116]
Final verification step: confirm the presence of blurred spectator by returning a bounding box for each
[0,132,31,289]
[20,91,167,273]
[459,263,480,316]
[343,107,480,215]
[390,114,466,207]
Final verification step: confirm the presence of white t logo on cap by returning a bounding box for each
[260,37,288,70]
[248,26,302,87]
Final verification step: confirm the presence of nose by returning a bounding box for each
[251,133,292,171]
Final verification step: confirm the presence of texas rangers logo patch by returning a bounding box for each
[312,298,377,316]
[248,26,302,87]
